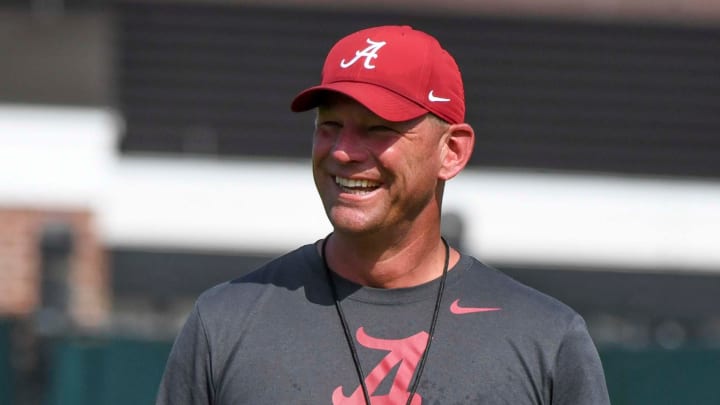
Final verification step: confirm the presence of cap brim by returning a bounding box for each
[290,82,428,123]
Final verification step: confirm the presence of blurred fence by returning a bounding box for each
[0,324,719,405]
[0,321,13,405]
[604,347,720,404]
[43,337,170,405]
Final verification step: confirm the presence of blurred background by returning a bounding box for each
[1,0,719,403]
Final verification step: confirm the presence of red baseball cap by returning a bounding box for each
[291,25,465,124]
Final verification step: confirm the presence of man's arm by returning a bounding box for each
[156,304,214,405]
[552,315,611,404]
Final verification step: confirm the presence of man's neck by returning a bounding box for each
[320,229,458,289]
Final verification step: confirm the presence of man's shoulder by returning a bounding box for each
[194,243,319,314]
[461,256,581,323]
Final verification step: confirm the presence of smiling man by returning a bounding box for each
[156,25,610,405]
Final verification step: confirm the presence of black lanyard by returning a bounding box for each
[321,234,449,405]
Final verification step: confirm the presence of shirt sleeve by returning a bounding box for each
[552,315,611,405]
[156,304,215,405]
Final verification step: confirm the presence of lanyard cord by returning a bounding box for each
[321,234,449,405]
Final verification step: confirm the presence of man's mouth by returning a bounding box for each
[335,176,381,195]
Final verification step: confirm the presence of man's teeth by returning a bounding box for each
[335,177,380,190]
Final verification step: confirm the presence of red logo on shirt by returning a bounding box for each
[332,327,426,405]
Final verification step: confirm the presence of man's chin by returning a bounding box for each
[327,213,379,236]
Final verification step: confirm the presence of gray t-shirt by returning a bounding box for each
[157,244,610,404]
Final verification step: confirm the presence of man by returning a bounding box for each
[157,25,610,404]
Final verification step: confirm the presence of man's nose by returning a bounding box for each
[330,128,368,163]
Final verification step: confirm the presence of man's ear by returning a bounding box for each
[438,123,475,181]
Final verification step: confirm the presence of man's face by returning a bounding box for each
[312,93,447,236]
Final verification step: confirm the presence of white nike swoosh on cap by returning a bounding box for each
[428,90,451,102]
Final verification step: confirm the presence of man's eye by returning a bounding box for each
[317,121,342,130]
[368,125,396,133]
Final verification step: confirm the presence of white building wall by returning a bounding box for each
[2,104,719,273]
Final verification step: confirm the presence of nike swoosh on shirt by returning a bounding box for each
[450,299,501,315]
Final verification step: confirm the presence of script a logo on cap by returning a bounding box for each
[340,38,387,70]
